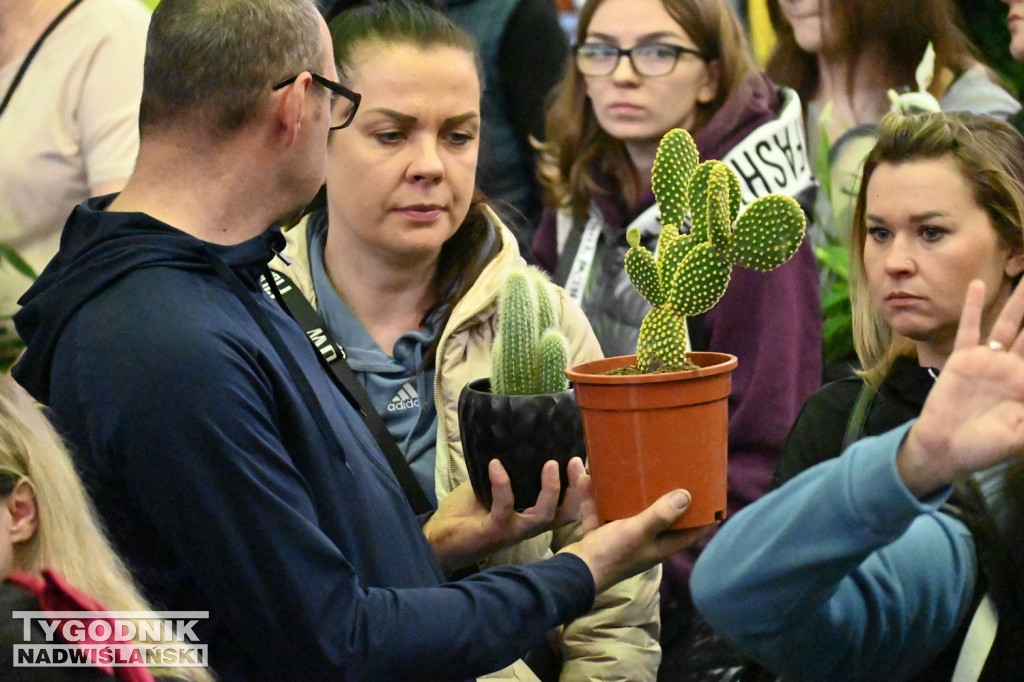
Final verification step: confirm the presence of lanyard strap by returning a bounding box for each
[556,202,663,306]
[0,0,86,118]
[202,247,353,473]
[559,212,602,306]
[261,267,434,516]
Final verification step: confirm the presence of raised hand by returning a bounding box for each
[424,457,584,573]
[900,279,1024,497]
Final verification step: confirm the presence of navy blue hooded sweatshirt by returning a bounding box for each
[12,197,594,681]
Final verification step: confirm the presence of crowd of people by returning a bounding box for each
[2,0,1024,680]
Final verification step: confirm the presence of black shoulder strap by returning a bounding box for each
[552,215,586,288]
[0,0,86,118]
[261,267,433,515]
[841,381,877,452]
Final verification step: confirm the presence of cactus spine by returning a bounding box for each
[492,266,570,394]
[625,128,807,373]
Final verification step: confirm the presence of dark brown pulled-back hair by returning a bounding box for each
[328,0,498,368]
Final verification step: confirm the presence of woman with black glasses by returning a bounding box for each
[531,0,822,673]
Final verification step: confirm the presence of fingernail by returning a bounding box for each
[670,490,691,510]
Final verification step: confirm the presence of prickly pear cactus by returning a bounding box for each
[625,128,807,373]
[491,266,571,394]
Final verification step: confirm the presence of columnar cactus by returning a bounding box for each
[626,128,807,373]
[491,266,570,394]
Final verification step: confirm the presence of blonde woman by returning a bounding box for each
[773,111,1024,484]
[0,376,211,681]
[695,112,1024,681]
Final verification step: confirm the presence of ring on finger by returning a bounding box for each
[987,339,1007,352]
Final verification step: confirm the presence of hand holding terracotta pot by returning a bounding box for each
[560,480,712,593]
[567,352,737,529]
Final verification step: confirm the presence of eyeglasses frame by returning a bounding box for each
[273,72,362,130]
[573,43,707,78]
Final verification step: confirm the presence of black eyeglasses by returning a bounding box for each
[574,43,706,78]
[273,72,361,130]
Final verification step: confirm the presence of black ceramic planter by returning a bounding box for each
[458,378,587,511]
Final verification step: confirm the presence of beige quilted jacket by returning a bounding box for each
[274,206,662,681]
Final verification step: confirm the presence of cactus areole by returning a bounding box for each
[625,128,807,373]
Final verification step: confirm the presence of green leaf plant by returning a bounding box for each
[491,265,570,394]
[624,128,807,373]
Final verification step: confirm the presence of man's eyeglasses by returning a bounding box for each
[574,43,706,78]
[273,72,361,130]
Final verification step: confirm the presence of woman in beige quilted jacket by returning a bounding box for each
[269,1,666,680]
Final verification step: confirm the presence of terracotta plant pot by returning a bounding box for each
[458,378,586,511]
[565,352,737,530]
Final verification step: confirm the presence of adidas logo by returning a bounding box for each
[387,382,420,412]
